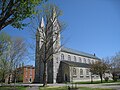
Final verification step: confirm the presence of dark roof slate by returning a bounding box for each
[61,47,100,60]
[61,60,90,68]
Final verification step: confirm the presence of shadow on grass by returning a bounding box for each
[102,83,120,86]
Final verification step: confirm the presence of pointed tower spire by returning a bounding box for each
[53,7,56,19]
[40,17,45,28]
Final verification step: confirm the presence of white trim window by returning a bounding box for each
[88,59,91,64]
[73,68,77,76]
[80,69,83,78]
[92,60,94,64]
[74,56,76,62]
[79,57,82,63]
[86,69,89,76]
[68,55,71,61]
[84,58,86,63]
[61,54,64,60]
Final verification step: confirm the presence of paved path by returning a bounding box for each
[26,86,39,90]
[1,82,120,90]
[25,83,120,90]
[47,83,120,90]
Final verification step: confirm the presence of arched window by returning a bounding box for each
[68,55,71,61]
[56,57,58,63]
[73,68,77,76]
[74,56,76,62]
[84,58,86,63]
[86,69,89,75]
[61,54,64,60]
[80,69,83,75]
[92,60,94,64]
[88,59,91,64]
[79,57,82,63]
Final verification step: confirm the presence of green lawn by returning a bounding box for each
[39,86,113,90]
[74,80,120,84]
[0,86,26,90]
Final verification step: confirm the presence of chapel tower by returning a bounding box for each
[34,9,61,83]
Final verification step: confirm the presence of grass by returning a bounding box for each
[39,86,113,90]
[79,87,113,90]
[0,86,26,90]
[74,80,120,84]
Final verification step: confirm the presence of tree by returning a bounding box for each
[8,38,26,84]
[0,32,26,84]
[0,32,11,83]
[90,60,109,83]
[0,32,11,56]
[0,0,47,30]
[110,52,120,81]
[33,4,63,86]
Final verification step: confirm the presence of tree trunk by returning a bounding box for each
[43,62,47,87]
[91,73,93,83]
[100,74,103,83]
[1,72,5,83]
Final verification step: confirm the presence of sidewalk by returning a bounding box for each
[27,87,39,90]
[1,82,120,90]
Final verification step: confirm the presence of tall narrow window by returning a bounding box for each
[84,58,86,63]
[56,57,58,63]
[79,57,82,63]
[73,68,77,76]
[88,59,91,64]
[74,56,76,62]
[86,69,89,75]
[68,55,71,61]
[80,69,83,78]
[26,68,28,77]
[61,54,64,60]
[30,69,32,76]
[92,60,94,64]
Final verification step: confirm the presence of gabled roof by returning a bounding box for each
[61,60,90,68]
[61,47,100,60]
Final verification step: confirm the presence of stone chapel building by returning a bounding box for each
[34,12,105,83]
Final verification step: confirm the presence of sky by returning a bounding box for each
[2,0,120,65]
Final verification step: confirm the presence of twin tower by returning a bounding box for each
[34,11,61,83]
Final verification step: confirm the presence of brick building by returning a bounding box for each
[23,65,35,83]
[13,65,35,83]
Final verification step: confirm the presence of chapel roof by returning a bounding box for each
[61,47,100,60]
[61,60,90,68]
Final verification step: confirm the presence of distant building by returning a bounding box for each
[13,65,35,83]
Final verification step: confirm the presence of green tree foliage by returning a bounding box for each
[0,0,47,30]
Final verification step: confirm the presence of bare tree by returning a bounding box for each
[0,32,11,83]
[90,60,109,83]
[8,38,27,84]
[0,32,27,84]
[31,4,64,86]
[110,52,120,81]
